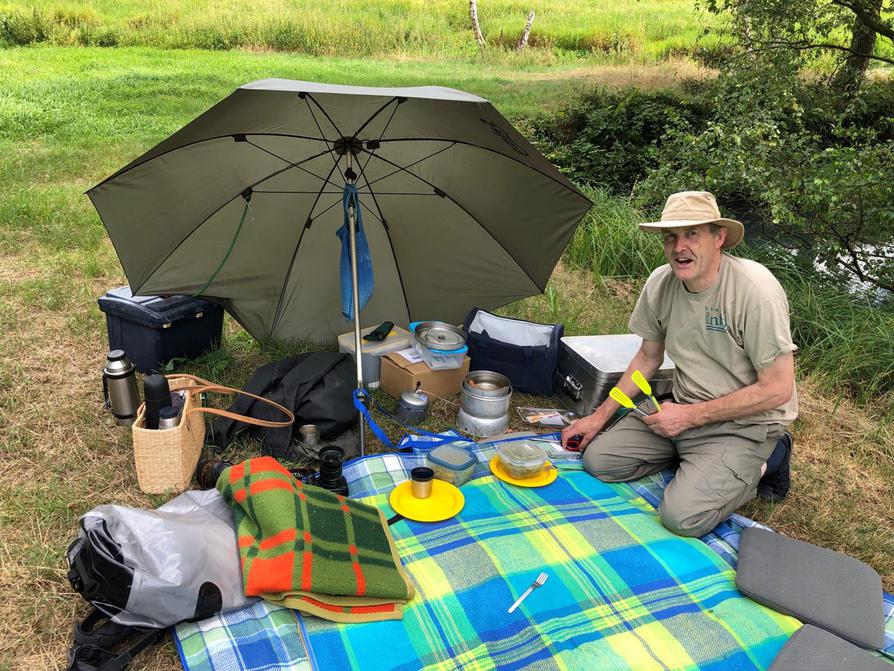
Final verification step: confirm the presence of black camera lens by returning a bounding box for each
[310,445,348,495]
[317,446,345,489]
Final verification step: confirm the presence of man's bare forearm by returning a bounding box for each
[685,353,794,427]
[561,339,667,448]
[686,381,791,426]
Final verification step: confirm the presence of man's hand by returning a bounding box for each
[561,414,607,451]
[640,401,695,438]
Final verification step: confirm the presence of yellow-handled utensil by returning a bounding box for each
[631,370,662,412]
[609,387,649,418]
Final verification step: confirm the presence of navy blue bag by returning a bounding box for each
[462,308,563,395]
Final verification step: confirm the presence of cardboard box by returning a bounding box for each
[380,349,470,399]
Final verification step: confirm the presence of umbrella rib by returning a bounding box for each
[358,99,402,177]
[246,139,339,189]
[301,94,345,175]
[88,132,331,192]
[132,146,335,294]
[353,97,400,141]
[303,93,345,138]
[267,159,344,334]
[376,137,591,204]
[359,148,543,291]
[254,189,438,196]
[356,185,413,325]
[362,142,457,190]
[254,190,345,195]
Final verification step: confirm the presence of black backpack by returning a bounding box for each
[210,352,357,459]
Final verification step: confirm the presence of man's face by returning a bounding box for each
[661,224,726,290]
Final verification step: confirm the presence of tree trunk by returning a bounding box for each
[515,10,536,51]
[832,0,883,95]
[470,0,486,48]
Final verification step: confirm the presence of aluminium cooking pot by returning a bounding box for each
[462,370,511,398]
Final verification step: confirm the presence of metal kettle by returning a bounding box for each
[103,350,140,426]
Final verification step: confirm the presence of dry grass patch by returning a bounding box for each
[518,60,714,90]
[0,255,176,668]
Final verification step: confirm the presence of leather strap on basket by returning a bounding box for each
[160,374,294,428]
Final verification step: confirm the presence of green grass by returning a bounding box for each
[1,0,721,61]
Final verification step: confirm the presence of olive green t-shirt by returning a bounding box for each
[628,254,798,425]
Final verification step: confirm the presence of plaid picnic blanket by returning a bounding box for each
[175,600,310,671]
[218,457,414,623]
[175,440,894,670]
[298,468,799,670]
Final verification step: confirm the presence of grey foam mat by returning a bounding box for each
[737,527,885,649]
[769,625,892,671]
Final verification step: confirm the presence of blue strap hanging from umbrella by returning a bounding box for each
[336,183,374,320]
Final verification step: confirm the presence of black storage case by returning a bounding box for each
[98,287,224,373]
[463,307,563,395]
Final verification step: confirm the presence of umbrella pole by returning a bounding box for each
[346,152,366,457]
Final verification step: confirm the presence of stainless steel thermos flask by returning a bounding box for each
[103,350,140,426]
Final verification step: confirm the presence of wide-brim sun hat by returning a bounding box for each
[639,191,744,249]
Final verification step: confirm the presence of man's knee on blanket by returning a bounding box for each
[582,449,640,482]
[658,500,721,538]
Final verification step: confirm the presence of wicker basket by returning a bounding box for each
[132,376,206,494]
[132,374,294,494]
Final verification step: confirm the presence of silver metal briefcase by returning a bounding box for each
[555,334,676,416]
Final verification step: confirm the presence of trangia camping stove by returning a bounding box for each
[457,370,512,438]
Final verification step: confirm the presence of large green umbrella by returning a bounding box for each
[88,79,592,346]
[90,79,592,455]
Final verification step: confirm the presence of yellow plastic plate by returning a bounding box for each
[389,479,465,523]
[489,456,558,488]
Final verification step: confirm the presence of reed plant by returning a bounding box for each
[561,187,665,279]
[746,246,894,409]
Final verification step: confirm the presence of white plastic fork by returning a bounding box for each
[507,572,549,613]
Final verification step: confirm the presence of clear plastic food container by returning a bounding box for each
[495,440,548,479]
[426,443,478,486]
[413,340,468,370]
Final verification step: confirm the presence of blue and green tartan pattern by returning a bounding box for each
[174,600,309,671]
[174,442,894,670]
[299,469,799,670]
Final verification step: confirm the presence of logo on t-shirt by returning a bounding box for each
[705,307,727,333]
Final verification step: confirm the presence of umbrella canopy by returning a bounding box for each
[89,79,592,343]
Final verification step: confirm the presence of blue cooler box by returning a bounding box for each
[98,286,224,373]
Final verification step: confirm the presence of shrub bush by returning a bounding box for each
[534,70,894,293]
[0,8,51,45]
[532,87,710,193]
[537,72,894,398]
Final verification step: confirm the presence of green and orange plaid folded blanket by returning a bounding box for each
[217,457,414,623]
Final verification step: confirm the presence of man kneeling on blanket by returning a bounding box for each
[562,191,797,538]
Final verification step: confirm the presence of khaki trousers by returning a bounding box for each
[583,414,784,538]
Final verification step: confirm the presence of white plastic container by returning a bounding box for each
[337,324,412,387]
[413,340,468,370]
[495,440,548,479]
